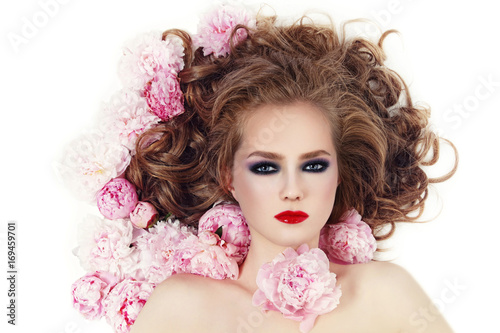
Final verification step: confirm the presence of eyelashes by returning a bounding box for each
[303,159,330,173]
[249,161,279,175]
[249,159,330,175]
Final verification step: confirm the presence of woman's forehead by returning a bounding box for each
[237,102,335,155]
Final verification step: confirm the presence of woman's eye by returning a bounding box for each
[250,162,279,175]
[303,160,329,173]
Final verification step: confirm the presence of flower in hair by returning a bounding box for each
[144,71,185,121]
[319,209,377,264]
[198,203,251,264]
[102,278,155,333]
[57,131,131,202]
[74,215,137,279]
[100,89,161,154]
[118,31,185,90]
[71,271,118,320]
[252,244,342,333]
[130,201,159,229]
[96,178,139,220]
[194,3,256,57]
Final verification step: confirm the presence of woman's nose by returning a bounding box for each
[279,172,304,201]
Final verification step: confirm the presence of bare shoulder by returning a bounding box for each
[334,261,428,297]
[344,261,417,290]
[333,260,414,293]
[130,273,223,333]
[331,261,453,332]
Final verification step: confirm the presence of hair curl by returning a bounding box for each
[125,15,457,239]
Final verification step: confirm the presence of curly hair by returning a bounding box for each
[125,14,457,239]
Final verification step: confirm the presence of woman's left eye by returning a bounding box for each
[302,160,329,173]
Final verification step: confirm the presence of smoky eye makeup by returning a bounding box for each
[248,159,330,175]
[249,161,280,175]
[301,159,330,173]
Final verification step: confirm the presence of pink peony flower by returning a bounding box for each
[168,232,203,274]
[130,201,158,229]
[100,89,161,154]
[144,71,185,121]
[187,230,239,280]
[71,271,118,320]
[97,178,138,220]
[194,3,256,57]
[102,278,155,333]
[166,229,239,280]
[198,204,251,264]
[134,220,196,284]
[55,131,131,202]
[319,209,377,264]
[118,31,185,90]
[252,244,342,333]
[198,229,219,245]
[74,215,137,279]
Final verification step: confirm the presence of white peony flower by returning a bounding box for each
[99,89,161,154]
[74,215,137,279]
[118,31,185,90]
[56,131,131,202]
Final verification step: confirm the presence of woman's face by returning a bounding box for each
[230,102,339,249]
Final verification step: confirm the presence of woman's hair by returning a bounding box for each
[125,14,457,240]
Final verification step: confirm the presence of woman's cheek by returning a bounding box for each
[232,172,266,204]
[308,171,337,191]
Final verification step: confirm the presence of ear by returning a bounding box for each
[228,183,237,202]
[223,166,238,201]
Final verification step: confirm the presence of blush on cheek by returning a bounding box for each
[316,177,338,209]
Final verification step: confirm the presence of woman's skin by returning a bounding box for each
[131,102,453,332]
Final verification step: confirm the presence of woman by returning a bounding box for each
[126,7,456,333]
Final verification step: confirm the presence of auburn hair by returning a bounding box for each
[125,15,457,240]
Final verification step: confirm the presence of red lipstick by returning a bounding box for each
[274,211,309,224]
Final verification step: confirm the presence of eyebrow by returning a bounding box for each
[247,150,331,160]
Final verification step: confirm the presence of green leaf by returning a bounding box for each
[215,226,223,238]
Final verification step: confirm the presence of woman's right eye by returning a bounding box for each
[249,162,279,175]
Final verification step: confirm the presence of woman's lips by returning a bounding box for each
[274,211,309,224]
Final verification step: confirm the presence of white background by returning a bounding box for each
[1,0,499,332]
